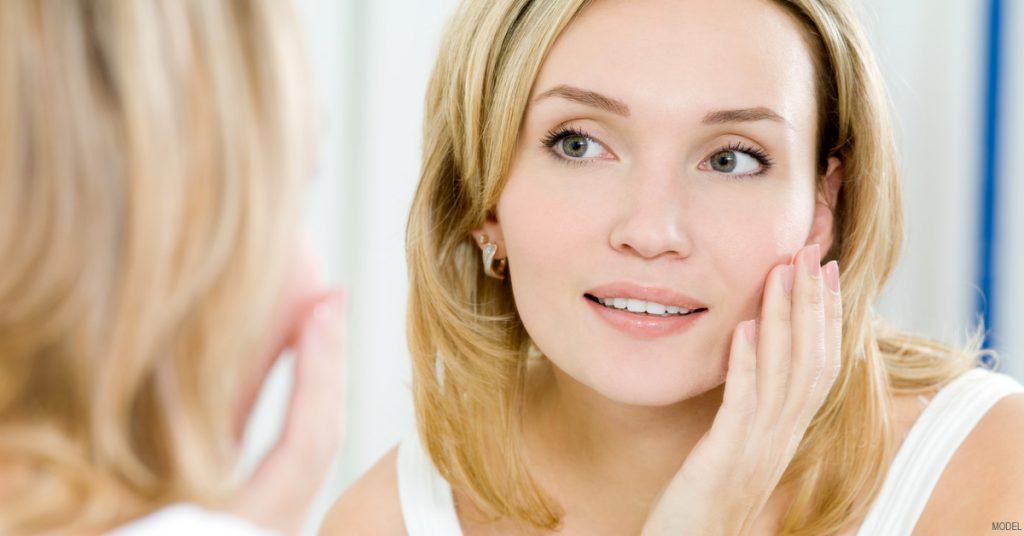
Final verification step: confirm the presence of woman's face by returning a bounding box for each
[484,0,840,406]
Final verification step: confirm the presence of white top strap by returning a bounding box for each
[397,428,464,536]
[857,367,1024,535]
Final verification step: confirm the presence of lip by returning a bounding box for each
[584,297,707,339]
[583,282,709,339]
[585,282,709,310]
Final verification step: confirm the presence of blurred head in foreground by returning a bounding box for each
[0,1,318,532]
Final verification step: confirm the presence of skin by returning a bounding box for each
[490,0,828,410]
[472,0,840,529]
[322,0,1024,533]
[228,234,348,536]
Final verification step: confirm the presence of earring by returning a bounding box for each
[478,234,507,279]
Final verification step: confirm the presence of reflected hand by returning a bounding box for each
[228,290,348,536]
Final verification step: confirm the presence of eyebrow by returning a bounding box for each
[701,107,790,129]
[533,84,792,129]
[535,85,631,116]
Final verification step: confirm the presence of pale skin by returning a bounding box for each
[227,235,348,536]
[322,0,1024,534]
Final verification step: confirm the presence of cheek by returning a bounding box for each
[495,162,816,398]
[706,194,810,317]
[714,202,806,259]
[496,167,606,371]
[269,234,326,349]
[498,171,596,298]
[237,234,326,437]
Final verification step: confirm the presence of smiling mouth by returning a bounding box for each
[584,293,709,317]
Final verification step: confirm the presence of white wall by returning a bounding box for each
[859,0,991,347]
[262,0,463,533]
[237,1,1024,533]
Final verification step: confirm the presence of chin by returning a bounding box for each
[581,351,727,407]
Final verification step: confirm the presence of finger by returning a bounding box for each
[778,244,826,441]
[707,320,759,445]
[751,261,794,435]
[283,290,347,462]
[787,260,841,467]
[813,260,843,409]
[234,246,327,441]
[251,289,347,484]
[229,289,346,532]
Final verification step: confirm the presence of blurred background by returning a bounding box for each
[237,1,1024,533]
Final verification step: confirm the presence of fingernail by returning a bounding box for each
[744,320,758,344]
[824,261,840,294]
[804,244,821,278]
[315,289,345,320]
[781,265,795,296]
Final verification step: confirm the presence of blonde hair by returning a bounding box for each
[0,1,313,533]
[406,0,992,533]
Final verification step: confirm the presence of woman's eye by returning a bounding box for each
[557,134,606,159]
[707,149,762,175]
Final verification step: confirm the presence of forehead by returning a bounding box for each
[531,0,818,132]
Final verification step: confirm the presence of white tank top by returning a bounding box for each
[397,367,1024,535]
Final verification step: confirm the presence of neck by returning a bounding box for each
[523,358,724,494]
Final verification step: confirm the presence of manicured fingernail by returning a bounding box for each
[824,261,840,294]
[803,244,821,278]
[744,320,758,344]
[781,265,795,296]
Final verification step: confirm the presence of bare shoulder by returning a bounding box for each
[914,391,1024,534]
[319,445,405,536]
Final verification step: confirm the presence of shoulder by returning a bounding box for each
[915,389,1024,534]
[319,445,405,536]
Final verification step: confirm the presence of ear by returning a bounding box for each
[806,156,843,254]
[470,212,507,259]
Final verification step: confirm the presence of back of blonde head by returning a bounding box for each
[0,1,312,532]
[406,0,989,533]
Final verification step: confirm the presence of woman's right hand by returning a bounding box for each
[642,243,843,536]
[227,290,348,536]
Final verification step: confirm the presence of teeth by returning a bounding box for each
[596,297,698,316]
[645,302,666,315]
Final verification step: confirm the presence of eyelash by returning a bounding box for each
[714,141,775,177]
[539,126,775,176]
[540,126,603,168]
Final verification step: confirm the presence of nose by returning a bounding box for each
[608,166,694,260]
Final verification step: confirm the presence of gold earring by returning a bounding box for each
[478,234,507,279]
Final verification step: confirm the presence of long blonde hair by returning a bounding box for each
[0,1,313,533]
[406,0,989,533]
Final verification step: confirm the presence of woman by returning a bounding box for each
[0,1,345,534]
[324,0,1024,534]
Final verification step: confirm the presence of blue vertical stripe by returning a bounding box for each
[978,0,1004,357]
